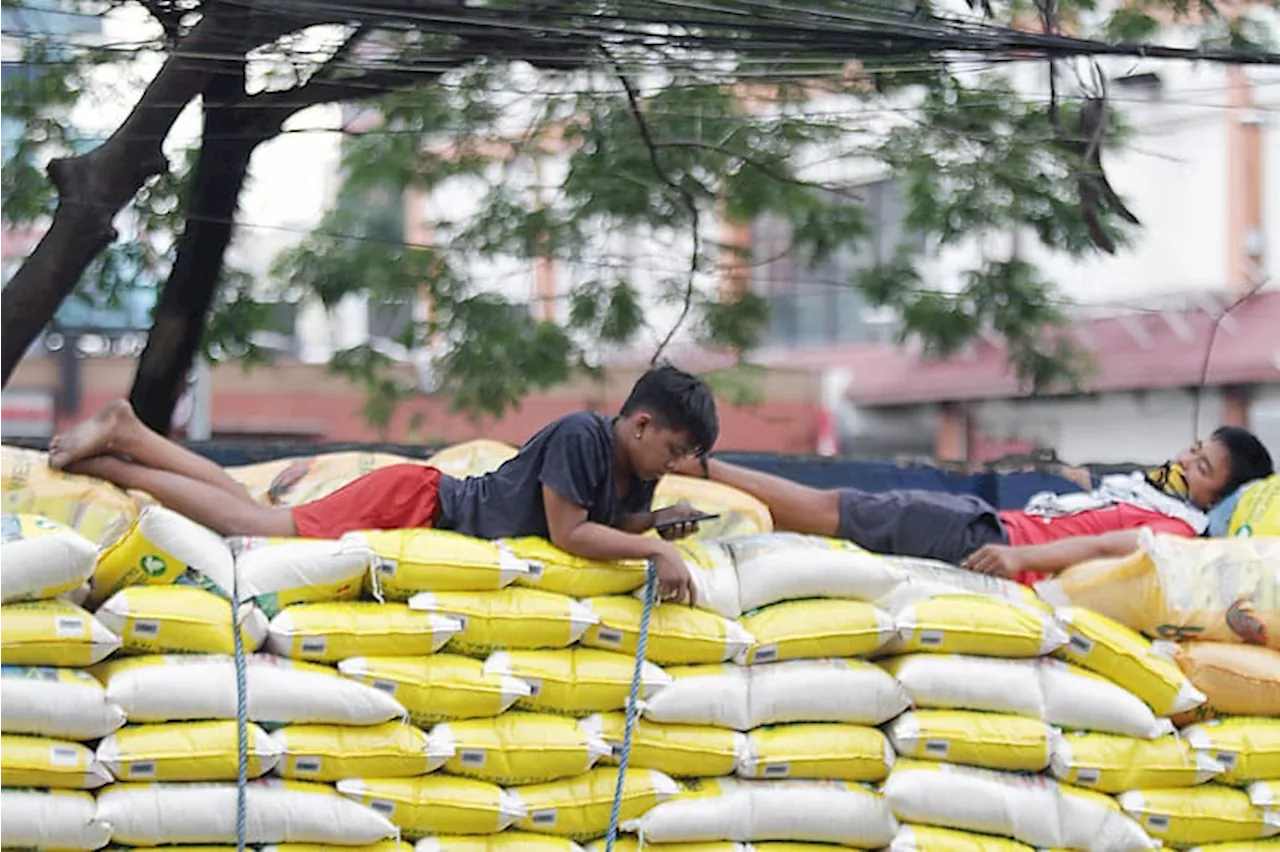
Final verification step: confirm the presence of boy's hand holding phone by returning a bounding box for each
[652,501,718,540]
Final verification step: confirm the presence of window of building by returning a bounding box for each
[752,179,917,350]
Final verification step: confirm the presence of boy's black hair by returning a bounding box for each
[1210,425,1274,497]
[621,364,719,455]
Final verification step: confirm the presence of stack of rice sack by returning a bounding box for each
[1,511,116,850]
[613,532,1280,852]
[1031,529,1280,852]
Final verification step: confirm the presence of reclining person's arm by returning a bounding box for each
[1003,529,1142,576]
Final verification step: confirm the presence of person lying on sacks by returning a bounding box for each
[672,426,1273,584]
[47,365,719,605]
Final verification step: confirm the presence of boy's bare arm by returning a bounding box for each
[963,530,1141,577]
[542,485,695,604]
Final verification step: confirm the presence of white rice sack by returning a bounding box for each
[635,539,741,619]
[0,665,126,740]
[883,654,1175,738]
[877,554,1045,612]
[629,777,898,847]
[225,533,375,616]
[95,779,398,844]
[99,653,406,725]
[0,788,110,850]
[723,532,904,611]
[883,760,1157,852]
[1,514,98,603]
[642,658,910,730]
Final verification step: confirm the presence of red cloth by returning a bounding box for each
[291,464,443,539]
[999,503,1197,588]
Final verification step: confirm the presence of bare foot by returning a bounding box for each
[49,400,137,470]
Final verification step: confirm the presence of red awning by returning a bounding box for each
[839,290,1280,406]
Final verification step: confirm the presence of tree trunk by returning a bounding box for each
[0,17,236,386]
[128,64,287,435]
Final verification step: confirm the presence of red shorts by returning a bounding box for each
[290,464,443,539]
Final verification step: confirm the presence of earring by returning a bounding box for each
[635,432,643,440]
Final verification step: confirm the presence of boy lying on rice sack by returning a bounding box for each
[48,365,719,605]
[673,427,1273,585]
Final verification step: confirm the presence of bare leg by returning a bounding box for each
[68,455,295,537]
[50,400,248,500]
[676,457,842,537]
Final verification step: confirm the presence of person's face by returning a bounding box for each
[1175,438,1234,509]
[628,413,700,480]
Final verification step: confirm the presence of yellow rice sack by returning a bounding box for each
[1230,474,1280,537]
[336,775,525,839]
[1035,531,1279,649]
[227,451,423,506]
[890,594,1067,658]
[337,654,530,725]
[1,445,137,546]
[432,712,610,785]
[507,537,648,597]
[273,721,446,781]
[1049,731,1224,792]
[0,733,113,788]
[361,530,529,599]
[1251,780,1280,809]
[1055,606,1206,716]
[1118,785,1279,847]
[739,723,893,782]
[0,598,120,665]
[90,504,234,606]
[1,513,99,603]
[267,602,462,662]
[885,710,1055,773]
[654,473,774,540]
[510,766,680,841]
[738,599,895,664]
[428,439,518,478]
[1186,842,1280,852]
[484,648,672,715]
[1173,641,1280,720]
[581,595,755,664]
[1182,718,1280,785]
[96,584,268,655]
[96,720,281,781]
[418,835,584,852]
[583,712,744,778]
[408,587,597,656]
[887,824,1038,852]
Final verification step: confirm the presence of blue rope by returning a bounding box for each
[230,564,249,850]
[604,562,658,852]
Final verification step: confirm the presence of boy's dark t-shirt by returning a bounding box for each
[436,411,657,540]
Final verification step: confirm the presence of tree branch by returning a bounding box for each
[651,138,864,201]
[605,52,703,366]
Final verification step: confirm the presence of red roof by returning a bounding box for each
[837,289,1280,406]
